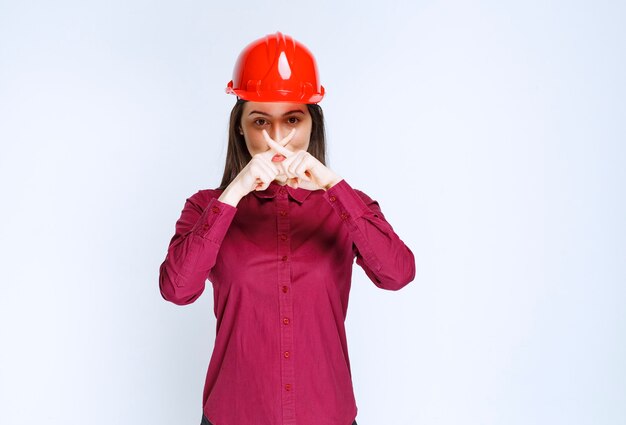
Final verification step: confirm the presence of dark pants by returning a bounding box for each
[201,413,357,425]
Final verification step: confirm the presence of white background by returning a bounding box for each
[1,1,624,424]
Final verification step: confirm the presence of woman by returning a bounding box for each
[159,31,416,425]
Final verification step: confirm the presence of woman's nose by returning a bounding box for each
[270,126,285,141]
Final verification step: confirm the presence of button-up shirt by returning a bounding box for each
[159,179,416,425]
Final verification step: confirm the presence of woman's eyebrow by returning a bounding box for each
[248,110,305,116]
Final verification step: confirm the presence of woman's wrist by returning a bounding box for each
[218,183,244,207]
[324,181,339,191]
[323,175,343,191]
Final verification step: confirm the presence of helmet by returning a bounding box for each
[225,31,325,104]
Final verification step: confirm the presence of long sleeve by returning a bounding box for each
[323,179,416,291]
[159,190,238,305]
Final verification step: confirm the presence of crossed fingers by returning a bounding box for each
[261,129,311,187]
[262,129,296,159]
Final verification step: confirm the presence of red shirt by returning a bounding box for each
[159,178,415,425]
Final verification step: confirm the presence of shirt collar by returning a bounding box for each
[251,180,314,204]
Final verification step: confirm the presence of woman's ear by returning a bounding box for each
[238,127,244,135]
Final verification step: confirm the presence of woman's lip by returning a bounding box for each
[272,154,286,162]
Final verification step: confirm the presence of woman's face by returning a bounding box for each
[240,101,312,157]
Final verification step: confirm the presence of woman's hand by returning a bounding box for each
[262,129,342,191]
[221,128,343,206]
[225,128,306,197]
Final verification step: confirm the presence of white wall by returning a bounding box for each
[0,0,624,424]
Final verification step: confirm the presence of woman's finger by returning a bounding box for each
[259,130,289,162]
[262,129,294,158]
[293,154,314,181]
[252,164,276,191]
[287,151,303,174]
[279,128,297,147]
[257,155,281,178]
[290,153,313,182]
[280,154,303,181]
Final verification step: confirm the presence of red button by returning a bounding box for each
[329,195,336,202]
[341,212,348,219]
[211,206,220,213]
[279,210,287,216]
[203,224,209,230]
[282,285,288,293]
[283,317,290,324]
[285,384,291,391]
[281,255,288,261]
[280,234,287,241]
[283,351,290,358]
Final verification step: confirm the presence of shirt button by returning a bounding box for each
[211,206,220,213]
[285,384,291,391]
[340,212,349,220]
[283,317,290,325]
[280,234,288,241]
[329,195,336,202]
[203,224,209,230]
[282,255,288,262]
[284,351,290,358]
[279,210,287,216]
[282,285,288,293]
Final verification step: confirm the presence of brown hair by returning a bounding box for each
[217,98,328,190]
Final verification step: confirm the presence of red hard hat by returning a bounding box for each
[225,31,325,104]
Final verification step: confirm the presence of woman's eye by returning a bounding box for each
[287,117,299,124]
[254,119,268,126]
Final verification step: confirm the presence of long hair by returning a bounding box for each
[217,99,327,190]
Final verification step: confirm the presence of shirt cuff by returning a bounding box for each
[190,197,238,244]
[323,179,370,222]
